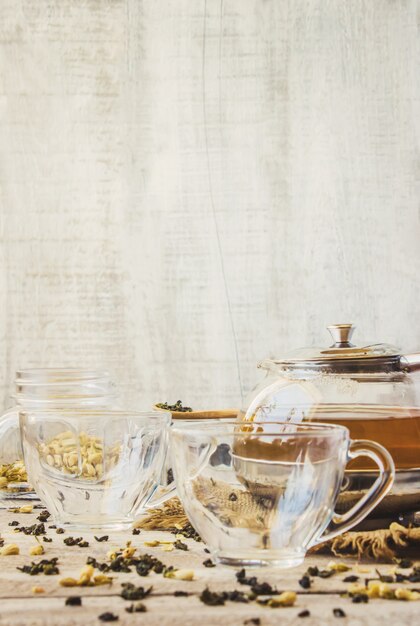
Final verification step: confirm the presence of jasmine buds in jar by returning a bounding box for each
[37,431,121,480]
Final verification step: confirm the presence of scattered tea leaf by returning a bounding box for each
[18,557,59,575]
[225,590,249,603]
[408,566,420,583]
[251,581,277,595]
[352,593,369,603]
[121,583,153,601]
[343,575,359,583]
[171,524,201,542]
[305,565,334,579]
[375,569,394,583]
[394,558,412,569]
[199,587,250,606]
[156,401,192,412]
[236,569,258,587]
[200,588,226,606]
[63,537,89,547]
[333,608,346,617]
[236,569,278,594]
[299,575,311,589]
[65,596,82,607]
[98,612,119,622]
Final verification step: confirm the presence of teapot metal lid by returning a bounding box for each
[267,324,419,373]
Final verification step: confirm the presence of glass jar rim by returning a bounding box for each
[15,368,110,383]
[13,394,117,406]
[19,409,170,423]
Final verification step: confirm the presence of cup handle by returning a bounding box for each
[145,482,177,508]
[143,425,177,509]
[314,439,395,544]
[0,407,22,456]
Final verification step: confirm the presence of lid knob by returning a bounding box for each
[327,324,355,348]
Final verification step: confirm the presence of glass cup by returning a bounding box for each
[20,409,175,531]
[170,421,394,568]
[0,368,117,499]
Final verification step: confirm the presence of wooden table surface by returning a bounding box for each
[0,502,418,626]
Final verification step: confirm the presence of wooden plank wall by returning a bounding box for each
[0,0,418,410]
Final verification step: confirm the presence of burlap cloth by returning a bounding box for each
[136,478,420,561]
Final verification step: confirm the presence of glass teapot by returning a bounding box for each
[239,324,420,527]
[240,323,420,423]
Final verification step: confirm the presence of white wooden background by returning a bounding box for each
[0,0,419,410]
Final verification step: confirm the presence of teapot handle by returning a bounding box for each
[400,353,420,372]
[257,359,277,371]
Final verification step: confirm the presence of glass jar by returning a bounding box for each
[0,368,117,499]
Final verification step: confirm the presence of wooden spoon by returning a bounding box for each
[153,405,238,420]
